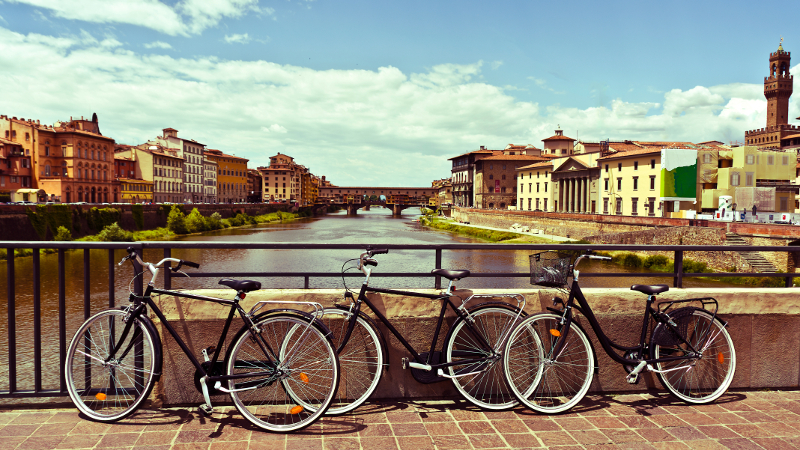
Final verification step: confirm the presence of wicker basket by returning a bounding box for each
[530,252,571,287]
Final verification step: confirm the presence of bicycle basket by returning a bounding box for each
[530,251,571,287]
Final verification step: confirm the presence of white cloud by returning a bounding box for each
[528,76,564,95]
[7,0,262,36]
[0,26,781,185]
[144,41,172,49]
[224,33,250,44]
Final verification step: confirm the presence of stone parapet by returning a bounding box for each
[149,287,800,406]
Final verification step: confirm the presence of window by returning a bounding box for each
[634,161,638,170]
[633,177,638,190]
[543,198,548,210]
[45,146,50,156]
[604,178,609,191]
[544,183,547,192]
[528,183,532,193]
[730,172,740,186]
[615,198,622,215]
[489,174,493,180]
[746,172,754,187]
[703,153,711,164]
[650,175,656,190]
[651,159,655,169]
[528,198,532,210]
[768,155,774,165]
[618,163,622,171]
[501,174,506,180]
[536,183,540,193]
[605,164,609,173]
[631,198,638,215]
[783,155,789,165]
[603,198,609,214]
[781,197,788,211]
[617,178,622,190]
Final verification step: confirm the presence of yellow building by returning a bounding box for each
[700,146,796,213]
[517,162,555,212]
[205,149,248,203]
[597,148,662,216]
[119,178,153,203]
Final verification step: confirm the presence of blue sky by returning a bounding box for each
[1,0,798,186]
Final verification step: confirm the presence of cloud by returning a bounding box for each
[224,33,250,44]
[144,41,172,49]
[0,26,781,186]
[528,76,565,95]
[7,0,262,36]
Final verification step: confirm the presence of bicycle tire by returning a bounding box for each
[65,308,159,422]
[650,308,736,404]
[444,305,522,410]
[226,313,340,432]
[296,308,384,415]
[503,312,594,414]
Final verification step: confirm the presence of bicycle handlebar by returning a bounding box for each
[121,247,200,287]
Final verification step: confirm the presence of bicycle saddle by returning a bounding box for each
[218,278,262,292]
[431,269,470,281]
[630,284,669,295]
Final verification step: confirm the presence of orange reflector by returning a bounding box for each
[299,372,309,383]
[717,353,725,364]
[95,393,107,401]
[240,293,246,299]
[550,329,561,337]
[290,405,304,414]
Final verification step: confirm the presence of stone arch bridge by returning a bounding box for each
[317,186,438,216]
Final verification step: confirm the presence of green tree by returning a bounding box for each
[167,205,188,234]
[184,208,207,233]
[97,222,134,242]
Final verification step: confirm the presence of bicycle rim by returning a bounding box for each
[65,309,157,422]
[227,314,339,432]
[653,310,736,404]
[504,313,594,414]
[446,306,520,410]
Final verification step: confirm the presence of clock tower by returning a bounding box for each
[745,39,798,149]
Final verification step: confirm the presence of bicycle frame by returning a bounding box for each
[553,280,702,367]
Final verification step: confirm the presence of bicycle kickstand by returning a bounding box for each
[198,376,215,415]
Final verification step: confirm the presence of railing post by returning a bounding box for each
[164,248,172,290]
[84,249,90,320]
[58,248,66,393]
[7,247,16,394]
[109,249,115,308]
[33,248,41,393]
[434,247,443,290]
[304,276,310,289]
[674,250,683,288]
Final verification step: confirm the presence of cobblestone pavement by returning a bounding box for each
[1,391,800,449]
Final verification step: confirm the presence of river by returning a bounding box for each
[0,207,737,393]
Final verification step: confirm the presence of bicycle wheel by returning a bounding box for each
[305,308,383,415]
[65,308,158,422]
[444,305,522,410]
[226,313,340,432]
[503,313,594,414]
[651,308,736,404]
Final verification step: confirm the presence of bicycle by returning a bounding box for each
[308,247,527,414]
[503,250,736,414]
[64,247,340,433]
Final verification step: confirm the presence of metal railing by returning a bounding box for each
[2,241,799,399]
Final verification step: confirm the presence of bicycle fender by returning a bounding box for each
[333,304,390,369]
[251,308,336,343]
[123,308,164,381]
[650,306,702,349]
[545,308,600,376]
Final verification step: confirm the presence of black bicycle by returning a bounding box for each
[503,250,736,414]
[64,247,340,432]
[311,247,527,414]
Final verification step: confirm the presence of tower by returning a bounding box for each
[765,39,792,128]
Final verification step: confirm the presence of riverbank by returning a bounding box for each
[419,216,572,243]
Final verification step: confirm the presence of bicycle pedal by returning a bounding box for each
[401,357,408,370]
[198,404,214,415]
[626,373,641,384]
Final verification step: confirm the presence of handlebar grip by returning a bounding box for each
[364,259,378,267]
[591,255,612,261]
[126,246,136,254]
[183,260,200,269]
[370,248,389,255]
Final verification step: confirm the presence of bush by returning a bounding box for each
[682,259,708,273]
[97,222,134,242]
[644,255,670,268]
[207,212,223,230]
[619,253,643,268]
[54,226,72,241]
[167,205,188,234]
[184,208,207,233]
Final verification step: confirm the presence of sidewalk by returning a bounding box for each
[1,391,799,449]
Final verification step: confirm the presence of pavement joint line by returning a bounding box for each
[0,391,800,449]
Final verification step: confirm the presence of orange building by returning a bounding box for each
[205,149,248,203]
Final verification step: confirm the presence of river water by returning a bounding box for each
[0,207,735,393]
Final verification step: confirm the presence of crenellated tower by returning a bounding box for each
[765,41,792,128]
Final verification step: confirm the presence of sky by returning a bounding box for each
[1,0,799,187]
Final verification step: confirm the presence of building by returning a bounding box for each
[259,153,297,203]
[150,128,206,203]
[448,147,501,207]
[745,41,800,150]
[204,156,218,203]
[517,162,553,212]
[431,178,452,207]
[205,149,248,203]
[596,147,663,216]
[0,136,36,201]
[118,178,154,204]
[247,169,261,203]
[114,144,184,204]
[541,127,576,156]
[474,154,547,209]
[0,114,117,203]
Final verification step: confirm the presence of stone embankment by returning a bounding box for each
[452,208,799,273]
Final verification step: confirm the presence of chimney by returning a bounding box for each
[480,146,485,150]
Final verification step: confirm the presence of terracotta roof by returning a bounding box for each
[597,147,663,161]
[782,133,800,140]
[205,149,248,161]
[543,134,576,141]
[447,149,501,160]
[517,161,554,170]
[478,154,548,161]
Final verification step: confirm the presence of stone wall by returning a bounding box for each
[150,287,800,406]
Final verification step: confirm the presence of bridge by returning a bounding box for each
[317,186,438,216]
